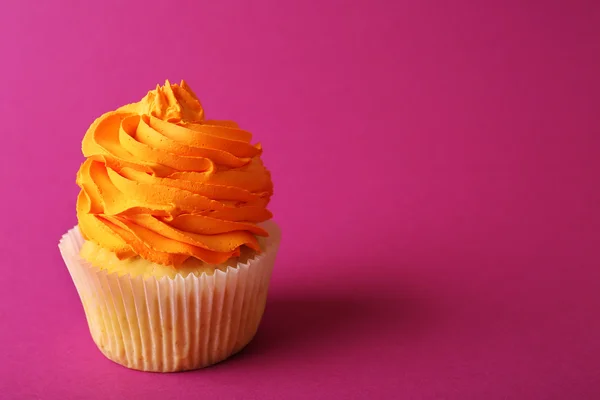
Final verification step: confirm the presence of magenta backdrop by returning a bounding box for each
[1,0,599,399]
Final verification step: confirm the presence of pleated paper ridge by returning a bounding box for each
[59,222,280,372]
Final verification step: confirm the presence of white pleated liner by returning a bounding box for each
[59,221,280,372]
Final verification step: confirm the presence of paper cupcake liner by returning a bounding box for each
[59,221,280,372]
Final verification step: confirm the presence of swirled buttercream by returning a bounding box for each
[76,80,273,267]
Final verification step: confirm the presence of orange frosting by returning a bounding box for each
[76,80,273,267]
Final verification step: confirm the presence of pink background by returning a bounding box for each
[1,0,599,398]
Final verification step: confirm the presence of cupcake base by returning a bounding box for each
[59,221,280,372]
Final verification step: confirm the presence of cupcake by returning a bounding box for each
[59,80,280,372]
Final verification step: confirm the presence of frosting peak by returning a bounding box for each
[76,80,273,267]
[149,80,203,122]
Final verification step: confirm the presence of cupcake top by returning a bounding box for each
[76,80,273,267]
